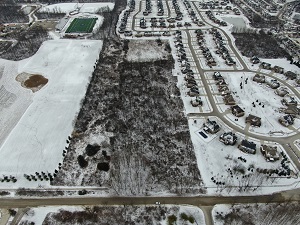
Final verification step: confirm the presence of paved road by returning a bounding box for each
[9,208,29,225]
[0,189,299,209]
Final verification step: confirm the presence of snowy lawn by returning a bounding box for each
[39,3,115,14]
[0,40,102,186]
[126,40,170,62]
[205,71,300,135]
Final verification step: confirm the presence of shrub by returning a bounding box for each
[77,155,88,168]
[180,213,188,220]
[86,144,100,156]
[168,215,177,225]
[188,216,195,223]
[97,162,109,171]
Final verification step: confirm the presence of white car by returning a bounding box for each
[155,201,161,205]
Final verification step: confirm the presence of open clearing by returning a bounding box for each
[0,40,102,181]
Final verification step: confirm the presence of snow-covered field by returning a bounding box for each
[39,3,115,14]
[0,40,102,185]
[126,40,169,62]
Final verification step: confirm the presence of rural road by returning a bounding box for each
[1,187,300,209]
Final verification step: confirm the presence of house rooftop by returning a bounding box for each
[241,140,256,150]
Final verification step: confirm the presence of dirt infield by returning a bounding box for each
[16,73,48,92]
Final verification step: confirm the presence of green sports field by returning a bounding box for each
[66,18,97,33]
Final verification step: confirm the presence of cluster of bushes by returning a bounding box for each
[0,175,17,183]
[180,213,195,223]
[24,171,55,182]
[77,144,110,172]
[233,30,289,58]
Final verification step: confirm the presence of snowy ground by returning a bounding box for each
[126,40,169,62]
[0,40,102,187]
[39,3,115,14]
[18,205,205,225]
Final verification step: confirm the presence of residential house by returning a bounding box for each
[231,105,245,117]
[260,145,280,162]
[238,140,256,154]
[245,114,261,127]
[253,74,265,83]
[191,96,202,107]
[207,58,217,66]
[203,119,221,134]
[272,66,284,74]
[223,94,235,105]
[219,132,237,145]
[284,71,297,80]
[216,79,227,86]
[266,79,280,89]
[283,105,300,115]
[278,114,295,127]
[188,90,199,97]
[218,85,229,93]
[213,72,223,80]
[251,56,260,64]
[281,96,297,106]
[275,87,289,97]
[260,62,272,70]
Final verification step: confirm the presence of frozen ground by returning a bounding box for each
[39,3,115,14]
[0,59,32,148]
[126,40,169,62]
[19,205,205,225]
[0,40,102,186]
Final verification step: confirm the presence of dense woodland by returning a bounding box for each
[0,4,27,23]
[0,26,48,60]
[233,29,289,58]
[215,202,300,225]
